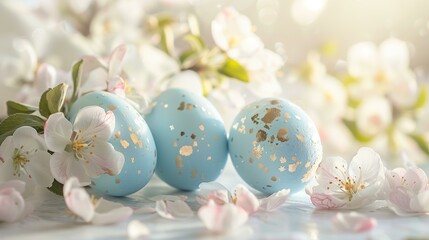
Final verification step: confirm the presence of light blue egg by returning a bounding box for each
[229,98,323,194]
[68,91,157,196]
[145,88,228,191]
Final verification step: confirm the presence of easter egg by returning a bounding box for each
[229,98,323,194]
[68,91,157,196]
[145,88,228,191]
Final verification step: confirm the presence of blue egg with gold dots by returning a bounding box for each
[229,98,323,194]
[145,88,228,191]
[68,91,157,196]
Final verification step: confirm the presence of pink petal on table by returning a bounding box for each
[0,186,26,222]
[63,177,94,222]
[128,220,150,239]
[333,212,377,232]
[198,200,248,233]
[196,182,232,205]
[234,184,259,215]
[259,189,290,212]
[310,193,345,210]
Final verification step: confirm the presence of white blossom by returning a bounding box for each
[44,106,124,185]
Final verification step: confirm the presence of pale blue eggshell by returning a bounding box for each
[229,98,323,194]
[145,88,228,191]
[68,91,157,196]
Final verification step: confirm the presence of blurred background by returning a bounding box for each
[193,0,429,69]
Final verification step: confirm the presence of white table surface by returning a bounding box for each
[1,163,429,240]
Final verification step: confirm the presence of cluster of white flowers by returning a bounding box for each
[307,147,429,216]
[283,38,428,163]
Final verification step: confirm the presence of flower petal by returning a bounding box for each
[44,112,73,153]
[355,98,392,137]
[388,187,412,215]
[12,126,47,151]
[0,137,15,182]
[0,183,25,222]
[63,177,94,222]
[259,189,290,212]
[386,168,407,189]
[310,192,345,209]
[50,152,91,185]
[234,184,259,215]
[79,56,108,94]
[107,75,126,96]
[91,198,132,225]
[73,106,115,142]
[211,7,255,52]
[155,199,193,219]
[315,156,348,188]
[403,167,428,194]
[0,180,26,194]
[26,151,54,187]
[349,147,384,185]
[196,182,232,205]
[198,200,248,233]
[379,38,409,72]
[333,212,377,232]
[410,190,429,213]
[81,141,125,177]
[108,44,128,78]
[128,220,150,239]
[347,42,378,79]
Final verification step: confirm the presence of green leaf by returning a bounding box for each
[0,114,45,144]
[160,26,174,56]
[39,83,69,118]
[347,98,361,109]
[179,49,199,69]
[39,90,50,118]
[342,74,360,86]
[184,34,205,51]
[6,101,37,115]
[218,57,250,82]
[409,133,429,156]
[47,83,68,113]
[412,87,427,110]
[343,119,374,143]
[47,179,63,196]
[157,15,174,28]
[71,59,83,103]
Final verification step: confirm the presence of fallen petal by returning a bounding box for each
[128,220,150,239]
[63,177,94,222]
[234,184,259,215]
[155,199,193,219]
[333,212,377,232]
[259,189,290,212]
[197,182,231,205]
[91,198,133,225]
[0,186,26,222]
[198,200,248,233]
